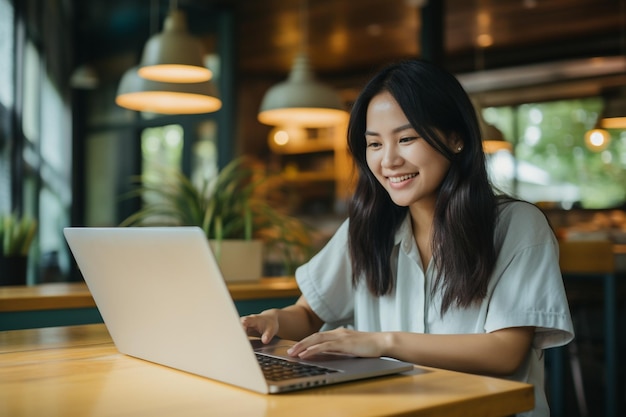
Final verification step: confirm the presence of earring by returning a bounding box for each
[457,146,463,152]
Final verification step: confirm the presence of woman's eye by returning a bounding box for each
[367,142,381,149]
[399,136,418,143]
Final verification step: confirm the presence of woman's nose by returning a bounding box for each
[381,146,402,168]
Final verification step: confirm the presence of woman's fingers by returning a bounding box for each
[287,328,379,358]
[240,314,277,343]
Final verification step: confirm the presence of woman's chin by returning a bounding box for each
[389,197,414,207]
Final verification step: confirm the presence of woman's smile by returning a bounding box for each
[388,173,418,184]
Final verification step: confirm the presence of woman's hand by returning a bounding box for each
[240,296,325,344]
[240,309,280,344]
[286,327,389,359]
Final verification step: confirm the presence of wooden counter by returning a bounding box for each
[0,278,300,331]
[0,278,300,312]
[0,324,535,417]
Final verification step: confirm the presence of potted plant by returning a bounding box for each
[0,213,37,286]
[120,156,314,282]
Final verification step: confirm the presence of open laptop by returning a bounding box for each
[63,226,414,394]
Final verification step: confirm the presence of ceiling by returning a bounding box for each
[72,0,625,110]
[68,0,625,157]
[236,0,624,77]
[76,0,625,77]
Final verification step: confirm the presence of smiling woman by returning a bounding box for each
[240,59,574,417]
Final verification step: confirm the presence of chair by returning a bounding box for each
[549,240,616,417]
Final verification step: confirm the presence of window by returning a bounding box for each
[2,2,74,284]
[142,124,184,179]
[0,0,14,215]
[484,98,626,209]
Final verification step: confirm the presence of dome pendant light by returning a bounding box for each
[586,6,626,135]
[482,125,512,154]
[258,52,347,127]
[138,8,212,83]
[599,88,626,129]
[116,66,222,115]
[471,98,512,154]
[115,0,221,115]
[583,87,625,150]
[469,12,512,155]
[257,0,347,127]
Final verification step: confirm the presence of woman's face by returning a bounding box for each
[364,91,459,209]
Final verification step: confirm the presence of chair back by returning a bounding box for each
[558,240,614,274]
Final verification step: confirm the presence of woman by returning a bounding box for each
[241,59,573,416]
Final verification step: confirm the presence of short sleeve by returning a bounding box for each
[295,220,355,325]
[485,202,574,349]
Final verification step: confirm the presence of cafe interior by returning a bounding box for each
[0,0,625,416]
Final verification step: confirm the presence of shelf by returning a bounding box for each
[268,126,338,155]
[282,170,336,183]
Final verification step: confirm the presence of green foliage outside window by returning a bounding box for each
[484,97,626,208]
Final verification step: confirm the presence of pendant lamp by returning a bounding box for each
[469,11,512,155]
[70,64,99,90]
[257,0,347,127]
[592,5,626,131]
[582,99,612,153]
[138,8,212,83]
[582,87,626,151]
[599,88,626,129]
[471,98,512,154]
[116,66,222,115]
[482,123,512,154]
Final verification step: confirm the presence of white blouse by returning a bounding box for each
[295,200,574,417]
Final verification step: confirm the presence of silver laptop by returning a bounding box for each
[63,226,414,394]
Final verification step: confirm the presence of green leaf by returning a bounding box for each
[1,214,37,256]
[119,156,314,272]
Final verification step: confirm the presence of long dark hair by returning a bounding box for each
[347,59,497,314]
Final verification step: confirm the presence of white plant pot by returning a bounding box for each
[209,239,263,283]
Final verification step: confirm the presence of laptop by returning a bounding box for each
[63,226,415,394]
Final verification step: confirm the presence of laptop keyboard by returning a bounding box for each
[256,354,339,381]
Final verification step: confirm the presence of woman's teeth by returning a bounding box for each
[389,173,417,183]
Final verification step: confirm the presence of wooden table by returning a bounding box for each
[0,324,535,417]
[0,278,301,330]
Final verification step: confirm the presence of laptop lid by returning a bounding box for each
[64,227,414,394]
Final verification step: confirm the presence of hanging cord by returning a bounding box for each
[150,0,158,36]
[473,0,490,71]
[299,0,309,54]
[618,0,626,103]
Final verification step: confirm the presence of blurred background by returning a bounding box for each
[0,1,625,415]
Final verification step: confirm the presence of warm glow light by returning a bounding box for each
[476,33,493,48]
[259,107,348,127]
[138,64,212,83]
[584,128,611,152]
[475,11,493,47]
[483,139,512,154]
[329,29,349,54]
[600,116,626,129]
[116,66,221,115]
[116,91,222,114]
[273,130,290,146]
[267,125,309,153]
